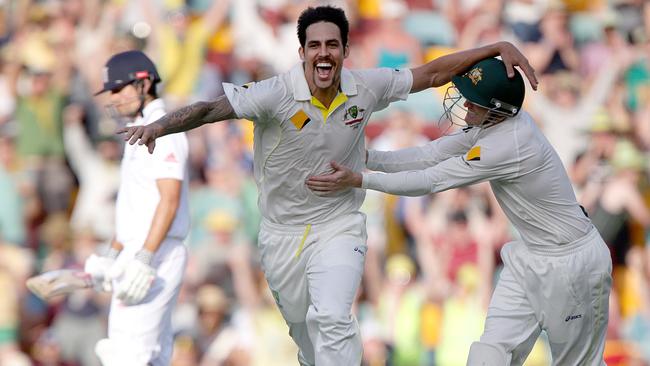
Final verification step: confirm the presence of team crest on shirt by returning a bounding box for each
[467,67,483,85]
[343,105,365,129]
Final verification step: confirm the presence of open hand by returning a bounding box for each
[497,41,538,90]
[116,123,162,154]
[306,161,362,194]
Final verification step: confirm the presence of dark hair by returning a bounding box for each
[129,79,158,99]
[146,80,159,99]
[297,6,349,48]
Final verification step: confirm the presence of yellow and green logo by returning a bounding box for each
[468,67,483,86]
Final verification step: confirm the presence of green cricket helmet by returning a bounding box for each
[442,57,525,128]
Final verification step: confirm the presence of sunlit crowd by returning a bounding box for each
[0,0,649,365]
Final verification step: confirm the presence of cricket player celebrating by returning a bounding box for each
[118,6,537,365]
[85,50,190,366]
[306,57,612,366]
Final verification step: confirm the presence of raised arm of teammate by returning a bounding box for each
[410,41,538,93]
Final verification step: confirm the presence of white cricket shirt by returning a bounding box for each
[364,111,593,248]
[115,99,190,248]
[223,63,412,224]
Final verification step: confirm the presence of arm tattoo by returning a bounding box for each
[204,95,237,123]
[158,95,237,136]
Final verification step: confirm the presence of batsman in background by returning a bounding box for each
[86,50,190,366]
[306,57,612,366]
[118,6,537,366]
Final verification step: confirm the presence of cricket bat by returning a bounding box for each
[26,269,93,300]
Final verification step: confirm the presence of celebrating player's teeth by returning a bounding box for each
[316,62,333,80]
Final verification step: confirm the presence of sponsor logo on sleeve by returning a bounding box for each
[466,146,481,161]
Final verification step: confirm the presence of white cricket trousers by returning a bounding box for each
[106,238,187,366]
[473,226,612,366]
[258,211,367,366]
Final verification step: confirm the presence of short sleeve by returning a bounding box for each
[150,133,188,181]
[222,76,286,123]
[356,68,413,111]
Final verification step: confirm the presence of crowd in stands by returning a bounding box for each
[0,0,649,365]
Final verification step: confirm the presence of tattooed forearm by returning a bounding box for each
[204,95,237,123]
[158,95,236,136]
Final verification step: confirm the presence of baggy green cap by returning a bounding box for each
[451,58,525,116]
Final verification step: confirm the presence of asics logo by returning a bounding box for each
[565,314,582,322]
[353,247,366,257]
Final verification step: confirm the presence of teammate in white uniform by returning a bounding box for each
[85,50,190,366]
[306,58,612,366]
[118,6,537,365]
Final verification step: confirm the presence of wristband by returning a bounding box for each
[135,249,154,265]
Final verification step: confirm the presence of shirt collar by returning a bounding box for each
[133,98,165,126]
[290,62,358,102]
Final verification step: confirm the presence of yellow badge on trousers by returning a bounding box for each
[290,110,311,130]
[466,146,481,161]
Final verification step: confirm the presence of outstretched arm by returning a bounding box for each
[308,147,516,196]
[410,41,538,93]
[118,94,236,153]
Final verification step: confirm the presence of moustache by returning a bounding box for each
[314,59,336,65]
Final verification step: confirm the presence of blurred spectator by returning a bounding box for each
[503,0,546,43]
[38,213,74,273]
[230,0,303,75]
[0,53,15,125]
[434,264,486,366]
[358,0,423,69]
[200,272,298,366]
[141,0,231,107]
[0,131,26,245]
[526,3,579,75]
[170,332,200,366]
[589,140,650,265]
[6,12,75,214]
[359,314,388,366]
[571,111,622,210]
[51,230,107,366]
[191,283,232,358]
[62,104,120,241]
[456,0,516,49]
[30,330,73,366]
[621,247,650,361]
[376,254,424,365]
[526,57,622,167]
[0,242,33,364]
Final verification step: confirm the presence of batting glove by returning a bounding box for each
[84,247,120,292]
[115,250,156,305]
